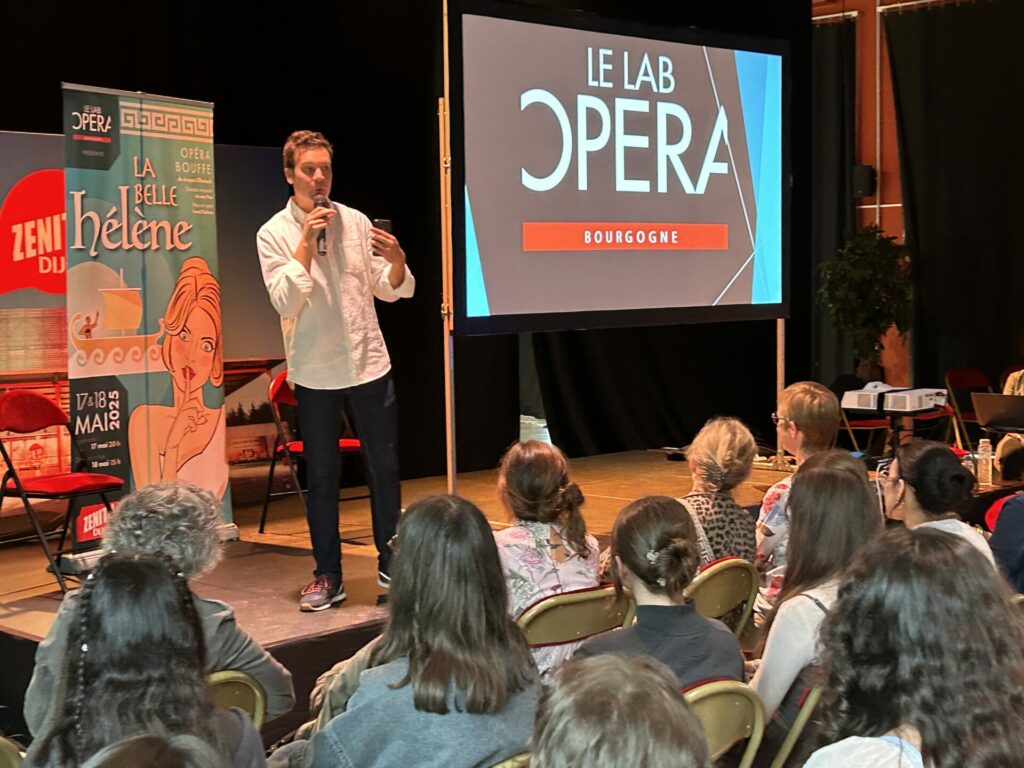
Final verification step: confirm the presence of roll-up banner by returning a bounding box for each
[62,84,230,537]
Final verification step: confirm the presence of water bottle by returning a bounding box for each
[977,438,993,486]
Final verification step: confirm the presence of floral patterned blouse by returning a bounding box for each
[494,520,600,679]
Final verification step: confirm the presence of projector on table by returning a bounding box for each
[841,382,947,415]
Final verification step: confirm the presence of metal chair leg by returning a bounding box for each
[259,446,279,534]
[842,414,861,453]
[18,493,67,593]
[57,497,81,555]
[282,447,308,517]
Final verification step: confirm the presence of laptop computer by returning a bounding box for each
[971,392,1024,432]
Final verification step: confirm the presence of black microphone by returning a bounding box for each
[313,195,330,256]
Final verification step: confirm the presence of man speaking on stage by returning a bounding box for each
[257,130,414,611]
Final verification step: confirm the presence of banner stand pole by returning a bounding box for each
[773,317,788,469]
[439,0,457,494]
[439,96,456,495]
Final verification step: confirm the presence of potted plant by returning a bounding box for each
[818,225,913,381]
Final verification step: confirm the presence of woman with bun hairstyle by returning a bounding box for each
[494,440,600,677]
[680,417,757,564]
[573,496,743,689]
[750,450,881,723]
[881,440,994,564]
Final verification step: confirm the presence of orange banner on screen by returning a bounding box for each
[522,222,728,252]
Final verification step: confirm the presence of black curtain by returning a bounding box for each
[534,323,777,457]
[885,0,1024,388]
[809,20,856,387]
[532,2,812,458]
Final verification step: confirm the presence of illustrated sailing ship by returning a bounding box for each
[69,269,164,366]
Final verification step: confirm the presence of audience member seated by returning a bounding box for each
[996,437,1024,482]
[291,637,382,745]
[750,451,880,724]
[678,417,757,565]
[987,493,1024,590]
[492,440,599,677]
[881,440,995,565]
[24,554,266,768]
[24,483,294,738]
[574,496,743,689]
[756,382,841,572]
[804,527,1024,767]
[271,495,539,768]
[996,368,1024,479]
[81,733,229,768]
[531,655,710,768]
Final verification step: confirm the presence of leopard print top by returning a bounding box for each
[678,491,756,564]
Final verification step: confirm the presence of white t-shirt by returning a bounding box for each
[751,581,838,719]
[916,518,995,566]
[804,736,926,768]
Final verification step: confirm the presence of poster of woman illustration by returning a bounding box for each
[128,258,228,500]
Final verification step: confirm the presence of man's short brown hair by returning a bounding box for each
[282,130,333,170]
[779,381,841,452]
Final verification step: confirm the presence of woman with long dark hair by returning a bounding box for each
[25,554,264,768]
[805,527,1024,767]
[279,495,539,768]
[881,440,995,564]
[494,440,599,677]
[25,482,293,740]
[574,496,743,689]
[750,450,880,722]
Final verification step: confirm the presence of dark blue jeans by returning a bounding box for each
[294,373,400,583]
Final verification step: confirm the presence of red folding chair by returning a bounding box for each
[842,412,890,455]
[909,402,956,446]
[945,367,994,451]
[0,389,124,592]
[258,370,364,534]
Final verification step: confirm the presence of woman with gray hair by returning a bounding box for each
[23,482,294,738]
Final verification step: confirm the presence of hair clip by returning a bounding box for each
[646,549,658,563]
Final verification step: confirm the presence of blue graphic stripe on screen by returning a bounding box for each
[465,187,491,317]
[735,50,782,305]
[736,52,766,195]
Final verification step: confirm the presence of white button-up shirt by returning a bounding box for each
[257,199,415,389]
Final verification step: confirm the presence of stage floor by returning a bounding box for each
[0,449,791,742]
[1,449,788,623]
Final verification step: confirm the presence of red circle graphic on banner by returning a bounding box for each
[0,169,66,296]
